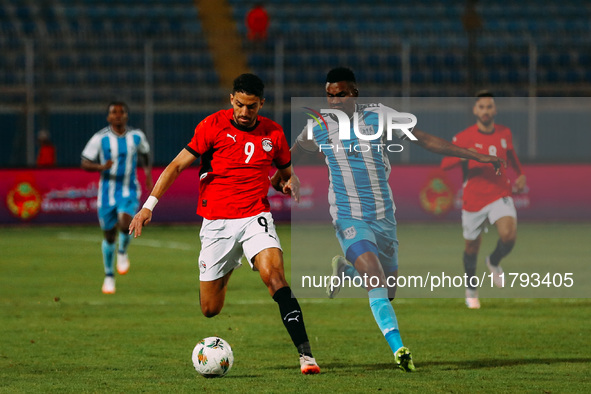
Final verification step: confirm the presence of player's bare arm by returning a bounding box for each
[129,148,197,237]
[412,129,506,174]
[506,149,526,192]
[514,174,527,192]
[139,152,154,191]
[269,170,285,192]
[81,158,113,172]
[270,166,300,202]
[280,166,300,202]
[271,141,309,197]
[289,142,307,165]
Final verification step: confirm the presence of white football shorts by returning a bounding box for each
[462,196,517,240]
[198,211,282,281]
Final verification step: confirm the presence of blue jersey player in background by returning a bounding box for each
[82,101,153,294]
[285,67,503,372]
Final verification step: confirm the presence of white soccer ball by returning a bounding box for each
[191,336,234,378]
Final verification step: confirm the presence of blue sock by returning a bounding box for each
[369,288,403,353]
[102,240,116,276]
[118,231,130,254]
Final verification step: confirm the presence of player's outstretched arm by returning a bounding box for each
[81,158,113,172]
[271,142,308,196]
[411,129,506,174]
[129,148,197,237]
[272,165,300,203]
[270,170,283,192]
[514,174,527,192]
[139,152,154,191]
[507,148,526,192]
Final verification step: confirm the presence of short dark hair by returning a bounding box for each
[326,67,356,83]
[233,73,265,98]
[107,101,129,114]
[475,90,494,98]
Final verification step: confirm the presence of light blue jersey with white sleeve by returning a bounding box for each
[81,126,150,210]
[297,103,408,223]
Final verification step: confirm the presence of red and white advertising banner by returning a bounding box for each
[1,164,590,224]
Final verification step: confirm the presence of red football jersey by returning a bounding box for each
[441,124,523,212]
[186,109,291,220]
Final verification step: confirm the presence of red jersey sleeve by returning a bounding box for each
[274,130,291,169]
[505,133,524,175]
[186,115,217,156]
[441,134,467,170]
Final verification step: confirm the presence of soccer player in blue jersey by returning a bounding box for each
[282,67,504,371]
[81,102,153,294]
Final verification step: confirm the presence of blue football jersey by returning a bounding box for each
[297,103,408,222]
[81,126,150,209]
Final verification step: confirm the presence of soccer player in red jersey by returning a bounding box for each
[129,74,320,375]
[441,91,527,309]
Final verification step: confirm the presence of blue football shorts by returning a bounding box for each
[334,216,399,272]
[98,196,139,230]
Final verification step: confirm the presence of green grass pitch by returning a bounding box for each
[1,223,590,392]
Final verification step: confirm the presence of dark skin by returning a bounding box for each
[81,104,153,243]
[277,80,506,298]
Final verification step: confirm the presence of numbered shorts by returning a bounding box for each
[334,216,399,272]
[98,197,139,230]
[462,196,517,240]
[198,212,282,281]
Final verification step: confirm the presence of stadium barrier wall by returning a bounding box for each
[1,164,590,225]
[293,164,591,222]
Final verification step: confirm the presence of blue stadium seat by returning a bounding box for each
[1,0,589,112]
[577,53,591,67]
[450,70,464,84]
[558,53,571,66]
[488,70,501,84]
[566,70,581,83]
[411,71,426,84]
[537,54,553,67]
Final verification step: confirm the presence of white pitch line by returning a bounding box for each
[56,232,194,251]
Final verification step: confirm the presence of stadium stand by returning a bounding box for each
[228,0,591,98]
[0,0,221,110]
[0,0,590,166]
[1,0,590,108]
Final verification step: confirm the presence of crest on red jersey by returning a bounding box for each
[261,138,273,152]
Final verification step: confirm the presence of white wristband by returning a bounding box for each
[142,196,158,211]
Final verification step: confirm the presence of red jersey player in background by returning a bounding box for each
[441,91,526,309]
[129,73,320,374]
[245,3,269,41]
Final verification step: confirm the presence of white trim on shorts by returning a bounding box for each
[461,196,517,240]
[198,211,282,281]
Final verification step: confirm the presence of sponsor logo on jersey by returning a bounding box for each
[357,125,375,135]
[200,260,207,274]
[501,138,507,149]
[262,138,273,152]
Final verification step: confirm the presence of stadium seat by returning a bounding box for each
[1,0,590,115]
